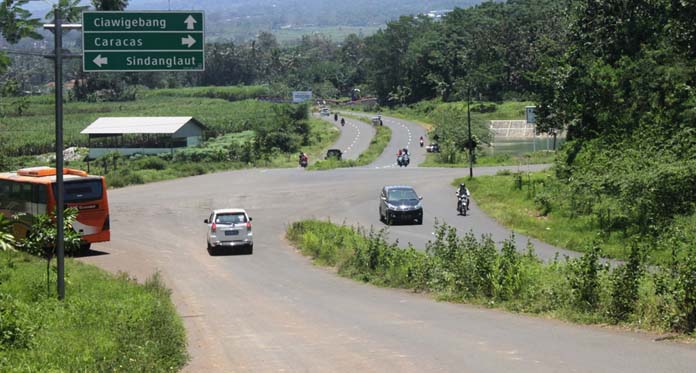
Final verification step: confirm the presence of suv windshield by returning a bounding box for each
[387,188,418,202]
[54,179,103,203]
[215,213,247,224]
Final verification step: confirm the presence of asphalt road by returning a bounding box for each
[80,114,696,372]
[317,114,374,161]
[341,112,428,168]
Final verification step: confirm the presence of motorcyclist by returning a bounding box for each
[419,136,424,147]
[456,183,471,210]
[340,118,345,126]
[299,152,308,167]
[334,113,338,121]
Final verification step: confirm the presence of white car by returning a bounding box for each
[204,208,253,254]
[319,107,330,116]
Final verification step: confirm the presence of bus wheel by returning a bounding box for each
[79,243,92,252]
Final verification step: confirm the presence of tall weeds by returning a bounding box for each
[287,220,696,335]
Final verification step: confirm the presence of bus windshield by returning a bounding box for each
[54,180,103,203]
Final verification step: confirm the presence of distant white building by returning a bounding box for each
[425,9,452,19]
[81,116,205,159]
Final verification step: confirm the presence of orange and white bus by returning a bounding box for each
[0,166,110,249]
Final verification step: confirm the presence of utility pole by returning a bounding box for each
[467,87,473,179]
[44,7,81,300]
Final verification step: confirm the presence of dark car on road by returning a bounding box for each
[326,149,343,160]
[379,185,423,225]
[426,143,440,153]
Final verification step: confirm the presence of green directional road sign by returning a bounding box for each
[82,11,204,72]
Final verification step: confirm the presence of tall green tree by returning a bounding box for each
[92,0,128,11]
[46,0,88,22]
[0,0,41,75]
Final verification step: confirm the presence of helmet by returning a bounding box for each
[459,183,466,188]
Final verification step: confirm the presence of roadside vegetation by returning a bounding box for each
[0,91,339,188]
[96,117,336,188]
[308,117,391,170]
[287,220,696,337]
[462,170,696,265]
[0,211,187,371]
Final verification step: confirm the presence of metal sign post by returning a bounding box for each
[44,8,81,300]
[467,88,473,179]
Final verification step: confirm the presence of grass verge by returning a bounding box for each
[420,151,557,168]
[287,219,696,337]
[0,250,188,371]
[458,171,638,260]
[308,118,391,170]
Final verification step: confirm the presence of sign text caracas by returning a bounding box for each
[82,11,204,72]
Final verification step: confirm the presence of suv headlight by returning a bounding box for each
[386,203,397,210]
[415,202,422,210]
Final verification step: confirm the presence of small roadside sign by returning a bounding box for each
[82,11,204,72]
[525,106,536,124]
[292,91,313,103]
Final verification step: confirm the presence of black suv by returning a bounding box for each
[379,185,423,225]
[325,149,343,160]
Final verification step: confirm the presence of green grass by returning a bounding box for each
[0,250,188,371]
[5,117,338,188]
[102,117,338,187]
[420,150,557,168]
[287,219,696,337]
[308,117,391,170]
[457,172,640,260]
[0,92,283,157]
[140,85,270,101]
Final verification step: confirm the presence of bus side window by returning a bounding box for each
[32,184,48,214]
[0,180,9,209]
[20,183,32,213]
[7,182,21,212]
[32,184,48,215]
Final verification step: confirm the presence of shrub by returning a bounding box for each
[0,293,35,350]
[471,102,497,113]
[133,156,168,170]
[609,242,645,321]
[566,244,607,311]
[534,191,553,216]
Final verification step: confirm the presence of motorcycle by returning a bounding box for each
[334,113,338,121]
[397,153,410,167]
[341,118,345,127]
[457,193,470,216]
[419,139,424,147]
[299,156,308,168]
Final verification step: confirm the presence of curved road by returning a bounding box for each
[81,114,696,372]
[341,112,428,168]
[318,114,374,161]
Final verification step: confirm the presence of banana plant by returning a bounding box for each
[0,213,16,251]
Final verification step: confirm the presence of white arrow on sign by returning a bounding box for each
[181,35,196,48]
[93,54,108,67]
[184,15,197,30]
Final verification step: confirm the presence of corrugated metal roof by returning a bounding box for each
[81,117,203,135]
